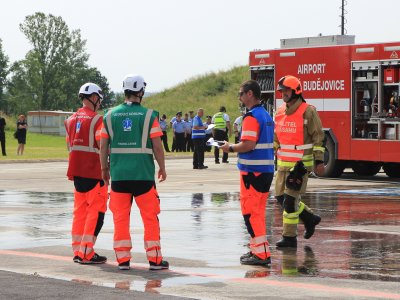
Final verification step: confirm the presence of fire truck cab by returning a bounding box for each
[249,35,400,178]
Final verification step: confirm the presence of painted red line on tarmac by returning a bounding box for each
[1,250,400,299]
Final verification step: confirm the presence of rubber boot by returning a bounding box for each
[276,236,297,248]
[276,195,284,208]
[299,209,321,239]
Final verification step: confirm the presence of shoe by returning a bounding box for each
[215,161,220,164]
[118,261,130,270]
[304,215,321,239]
[240,251,252,260]
[149,260,169,270]
[73,255,81,263]
[276,236,297,248]
[199,165,208,169]
[193,166,199,169]
[79,253,107,264]
[222,160,229,163]
[240,254,271,266]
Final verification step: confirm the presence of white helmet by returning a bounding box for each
[123,74,146,92]
[79,83,103,101]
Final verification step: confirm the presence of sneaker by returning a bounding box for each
[118,261,130,270]
[240,251,252,260]
[240,254,271,266]
[149,260,169,270]
[79,253,107,264]
[73,255,81,263]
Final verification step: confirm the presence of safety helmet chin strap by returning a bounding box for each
[86,96,100,112]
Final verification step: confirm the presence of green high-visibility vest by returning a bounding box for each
[103,103,159,181]
[213,112,226,129]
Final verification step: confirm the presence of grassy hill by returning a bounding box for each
[144,65,248,119]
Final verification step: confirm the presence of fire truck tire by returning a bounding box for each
[322,136,346,178]
[383,163,400,178]
[351,161,382,176]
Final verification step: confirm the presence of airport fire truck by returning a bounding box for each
[249,35,400,178]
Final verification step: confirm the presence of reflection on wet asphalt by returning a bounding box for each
[0,188,400,283]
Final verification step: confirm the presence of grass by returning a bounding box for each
[0,65,248,161]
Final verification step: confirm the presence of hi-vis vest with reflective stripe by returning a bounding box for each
[65,107,102,180]
[237,105,275,173]
[275,102,314,169]
[104,103,158,181]
[213,112,226,130]
[191,115,205,139]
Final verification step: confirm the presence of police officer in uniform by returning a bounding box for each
[274,75,324,248]
[100,74,169,270]
[220,80,274,266]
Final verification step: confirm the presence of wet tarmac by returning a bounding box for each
[0,160,400,299]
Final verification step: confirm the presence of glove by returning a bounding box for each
[286,161,307,191]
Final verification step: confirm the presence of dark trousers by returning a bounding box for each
[0,133,5,155]
[185,134,194,152]
[213,129,228,162]
[175,132,185,152]
[193,138,205,168]
[161,131,170,152]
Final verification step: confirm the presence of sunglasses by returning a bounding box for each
[238,91,247,97]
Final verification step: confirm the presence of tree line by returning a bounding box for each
[0,12,114,116]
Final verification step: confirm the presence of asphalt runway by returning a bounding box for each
[0,158,399,299]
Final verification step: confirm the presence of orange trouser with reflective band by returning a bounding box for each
[240,171,271,260]
[71,182,108,260]
[110,186,163,264]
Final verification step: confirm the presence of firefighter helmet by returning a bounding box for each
[123,74,147,92]
[78,83,103,101]
[277,75,302,95]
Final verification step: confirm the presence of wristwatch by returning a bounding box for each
[229,145,234,153]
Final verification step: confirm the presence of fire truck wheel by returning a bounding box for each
[351,161,382,177]
[322,136,346,178]
[383,163,400,178]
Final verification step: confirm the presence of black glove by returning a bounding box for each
[286,161,307,191]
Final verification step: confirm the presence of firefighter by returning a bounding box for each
[100,74,169,271]
[220,80,274,266]
[274,75,324,248]
[65,83,108,264]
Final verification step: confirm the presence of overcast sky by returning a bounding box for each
[1,0,399,93]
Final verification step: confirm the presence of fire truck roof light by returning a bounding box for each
[255,54,270,59]
[384,46,400,51]
[355,47,375,53]
[280,52,296,57]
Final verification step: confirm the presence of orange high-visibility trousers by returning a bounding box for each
[71,182,108,260]
[240,172,271,260]
[110,186,163,264]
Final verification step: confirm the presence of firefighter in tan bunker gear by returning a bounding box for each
[274,75,325,248]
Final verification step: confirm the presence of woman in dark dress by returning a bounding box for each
[16,114,28,155]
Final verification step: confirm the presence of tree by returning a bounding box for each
[0,39,9,112]
[7,12,111,113]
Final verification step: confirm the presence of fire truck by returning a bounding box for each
[249,35,400,178]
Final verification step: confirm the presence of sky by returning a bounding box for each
[1,0,400,93]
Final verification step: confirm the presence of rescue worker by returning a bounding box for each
[233,109,245,144]
[274,75,324,248]
[212,106,231,164]
[100,74,169,271]
[65,82,108,264]
[192,108,208,169]
[220,80,274,266]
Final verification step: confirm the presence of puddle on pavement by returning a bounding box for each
[0,188,400,287]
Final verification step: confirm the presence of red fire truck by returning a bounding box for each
[249,35,400,178]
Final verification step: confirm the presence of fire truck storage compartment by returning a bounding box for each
[251,66,275,115]
[384,67,399,83]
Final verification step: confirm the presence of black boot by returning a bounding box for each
[276,236,297,248]
[299,210,321,239]
[276,195,284,208]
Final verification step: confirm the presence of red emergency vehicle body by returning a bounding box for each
[249,40,400,178]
